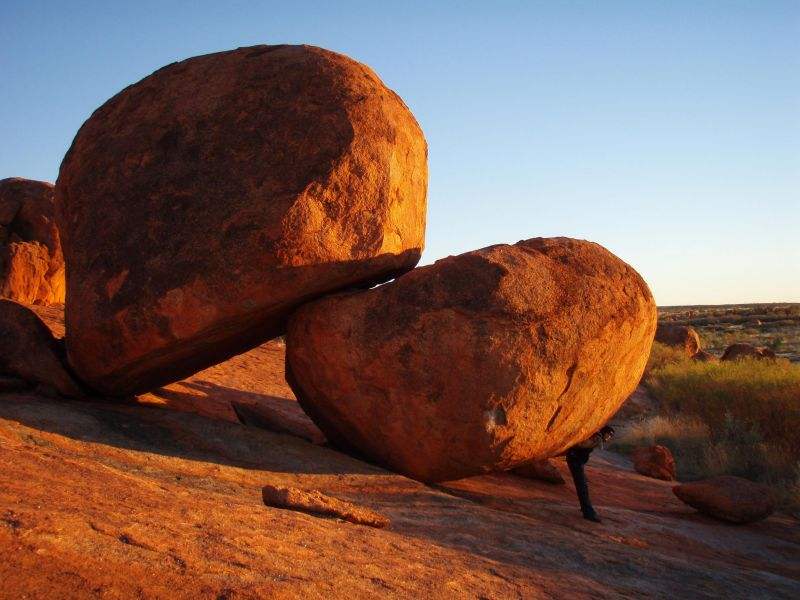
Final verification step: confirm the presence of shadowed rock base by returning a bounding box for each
[0,300,82,397]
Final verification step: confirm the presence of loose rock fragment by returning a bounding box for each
[632,445,676,481]
[262,484,389,528]
[673,476,775,524]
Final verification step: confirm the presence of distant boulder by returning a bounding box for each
[512,459,566,484]
[673,476,774,524]
[0,299,83,397]
[55,44,428,395]
[655,323,701,357]
[720,343,776,362]
[632,445,676,481]
[287,237,657,482]
[691,350,719,363]
[0,178,65,305]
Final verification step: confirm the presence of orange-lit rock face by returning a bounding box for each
[0,178,65,306]
[56,44,428,395]
[287,237,657,482]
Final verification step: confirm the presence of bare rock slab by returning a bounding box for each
[56,44,428,395]
[262,484,389,528]
[287,237,657,482]
[0,300,82,397]
[0,178,65,306]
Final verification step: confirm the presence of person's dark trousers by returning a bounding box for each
[566,447,597,520]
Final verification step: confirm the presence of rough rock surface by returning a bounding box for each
[655,323,701,356]
[0,178,65,305]
[56,44,428,395]
[287,237,657,482]
[721,343,777,361]
[1,304,798,599]
[512,458,566,484]
[262,484,389,528]
[0,300,82,397]
[673,476,776,524]
[632,445,676,481]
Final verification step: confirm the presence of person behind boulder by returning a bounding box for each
[565,425,614,523]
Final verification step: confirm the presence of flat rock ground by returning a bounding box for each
[1,307,798,599]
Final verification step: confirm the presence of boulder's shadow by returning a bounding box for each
[0,389,382,477]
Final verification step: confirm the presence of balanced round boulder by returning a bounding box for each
[286,237,657,482]
[0,178,65,305]
[721,343,776,362]
[632,445,676,481]
[673,476,774,524]
[56,44,428,395]
[655,323,701,357]
[0,300,82,397]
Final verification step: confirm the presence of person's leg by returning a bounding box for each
[566,450,600,522]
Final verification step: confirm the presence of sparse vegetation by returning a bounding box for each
[658,303,800,361]
[616,341,800,511]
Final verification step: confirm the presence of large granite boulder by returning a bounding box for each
[286,237,657,482]
[56,44,428,395]
[0,300,82,397]
[655,323,701,357]
[0,178,65,305]
[673,476,775,524]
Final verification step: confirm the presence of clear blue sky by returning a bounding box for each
[2,1,798,305]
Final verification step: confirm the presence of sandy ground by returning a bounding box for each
[0,306,797,599]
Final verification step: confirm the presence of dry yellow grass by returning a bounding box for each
[617,342,800,510]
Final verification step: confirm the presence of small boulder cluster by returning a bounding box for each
[655,323,777,363]
[1,44,658,483]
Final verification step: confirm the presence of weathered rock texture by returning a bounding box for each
[655,323,701,357]
[56,44,428,395]
[0,178,65,305]
[287,237,657,482]
[262,484,389,528]
[632,445,676,481]
[0,300,82,397]
[673,476,775,524]
[721,343,777,362]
